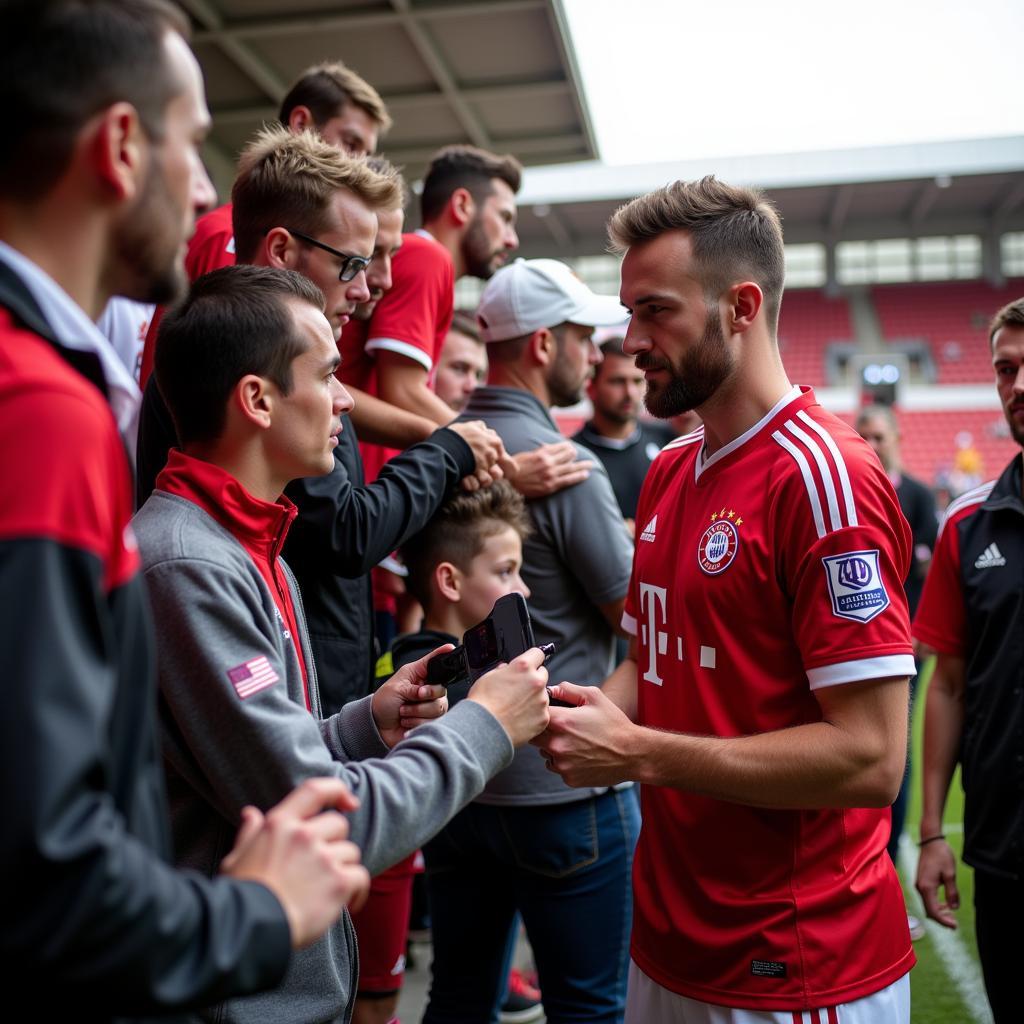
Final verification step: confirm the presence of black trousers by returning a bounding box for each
[975,867,1024,1024]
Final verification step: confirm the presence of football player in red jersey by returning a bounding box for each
[536,177,916,1024]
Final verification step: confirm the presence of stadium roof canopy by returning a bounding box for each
[515,136,1024,259]
[182,0,597,191]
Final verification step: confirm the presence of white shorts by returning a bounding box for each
[625,961,910,1024]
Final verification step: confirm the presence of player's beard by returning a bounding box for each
[461,214,502,281]
[637,308,734,418]
[113,153,188,306]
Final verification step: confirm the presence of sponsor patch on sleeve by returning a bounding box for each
[822,549,890,623]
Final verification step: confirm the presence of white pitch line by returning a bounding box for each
[898,835,993,1024]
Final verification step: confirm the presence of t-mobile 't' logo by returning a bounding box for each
[639,582,668,685]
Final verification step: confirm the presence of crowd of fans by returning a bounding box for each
[2,4,1022,1024]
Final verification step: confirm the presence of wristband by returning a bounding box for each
[918,833,946,847]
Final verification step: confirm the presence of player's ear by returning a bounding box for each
[727,281,763,334]
[450,187,475,228]
[286,105,314,134]
[234,374,274,430]
[530,328,555,368]
[265,227,298,270]
[435,561,462,603]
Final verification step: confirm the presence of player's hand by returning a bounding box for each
[508,441,593,499]
[221,778,371,948]
[448,420,507,490]
[915,837,959,929]
[532,681,636,787]
[371,645,452,748]
[467,647,549,746]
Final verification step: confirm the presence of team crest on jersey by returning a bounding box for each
[822,550,890,622]
[697,508,742,576]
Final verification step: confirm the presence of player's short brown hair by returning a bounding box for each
[449,309,482,343]
[157,265,325,445]
[279,61,392,138]
[608,175,786,332]
[231,126,403,262]
[988,297,1024,346]
[401,481,532,610]
[420,145,522,224]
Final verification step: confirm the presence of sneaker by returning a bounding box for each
[908,913,926,941]
[499,968,543,1024]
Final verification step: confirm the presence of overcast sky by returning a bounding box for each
[562,0,1024,166]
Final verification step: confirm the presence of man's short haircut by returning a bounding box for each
[855,404,899,435]
[988,297,1024,346]
[485,322,569,366]
[607,175,786,333]
[420,145,523,224]
[366,155,409,210]
[0,0,189,200]
[401,481,532,610]
[278,61,392,137]
[450,309,482,343]
[156,265,325,446]
[231,126,403,262]
[598,336,627,360]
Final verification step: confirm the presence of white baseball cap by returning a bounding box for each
[476,258,626,343]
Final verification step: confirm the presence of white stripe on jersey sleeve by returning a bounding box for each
[783,418,843,532]
[621,611,638,636]
[772,429,827,538]
[795,409,858,527]
[806,654,917,689]
[935,480,995,541]
[364,337,434,372]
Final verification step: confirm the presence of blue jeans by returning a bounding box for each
[422,787,640,1024]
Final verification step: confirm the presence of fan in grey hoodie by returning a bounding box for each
[134,265,550,1024]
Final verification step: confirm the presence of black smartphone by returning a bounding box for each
[426,593,547,687]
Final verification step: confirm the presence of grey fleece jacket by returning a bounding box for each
[133,489,514,1024]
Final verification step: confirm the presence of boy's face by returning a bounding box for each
[454,525,529,629]
[266,299,353,481]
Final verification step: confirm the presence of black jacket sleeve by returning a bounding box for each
[283,419,475,577]
[0,539,291,1017]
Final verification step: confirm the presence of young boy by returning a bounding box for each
[387,481,533,702]
[132,264,550,1024]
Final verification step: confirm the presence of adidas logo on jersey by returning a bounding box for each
[640,515,657,543]
[974,543,1006,569]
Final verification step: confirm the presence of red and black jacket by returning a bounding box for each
[0,262,290,1021]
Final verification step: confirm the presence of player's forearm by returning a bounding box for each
[600,654,639,721]
[345,385,437,448]
[631,711,904,809]
[378,374,455,428]
[919,656,965,836]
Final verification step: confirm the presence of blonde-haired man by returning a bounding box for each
[138,60,390,385]
[538,177,916,1023]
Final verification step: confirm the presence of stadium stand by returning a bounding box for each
[873,278,1024,383]
[777,288,853,386]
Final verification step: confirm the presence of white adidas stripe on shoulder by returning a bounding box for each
[662,426,704,452]
[936,480,996,540]
[772,413,858,539]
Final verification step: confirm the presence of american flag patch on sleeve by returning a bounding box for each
[227,656,279,699]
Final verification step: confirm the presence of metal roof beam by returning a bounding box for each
[827,185,853,237]
[992,178,1024,225]
[387,0,491,149]
[908,181,940,230]
[193,1,545,43]
[179,0,286,103]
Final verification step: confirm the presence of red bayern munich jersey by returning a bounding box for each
[338,230,454,483]
[911,482,994,656]
[139,202,236,386]
[623,386,916,1010]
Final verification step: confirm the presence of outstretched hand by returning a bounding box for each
[532,681,637,788]
[371,645,452,748]
[509,441,593,499]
